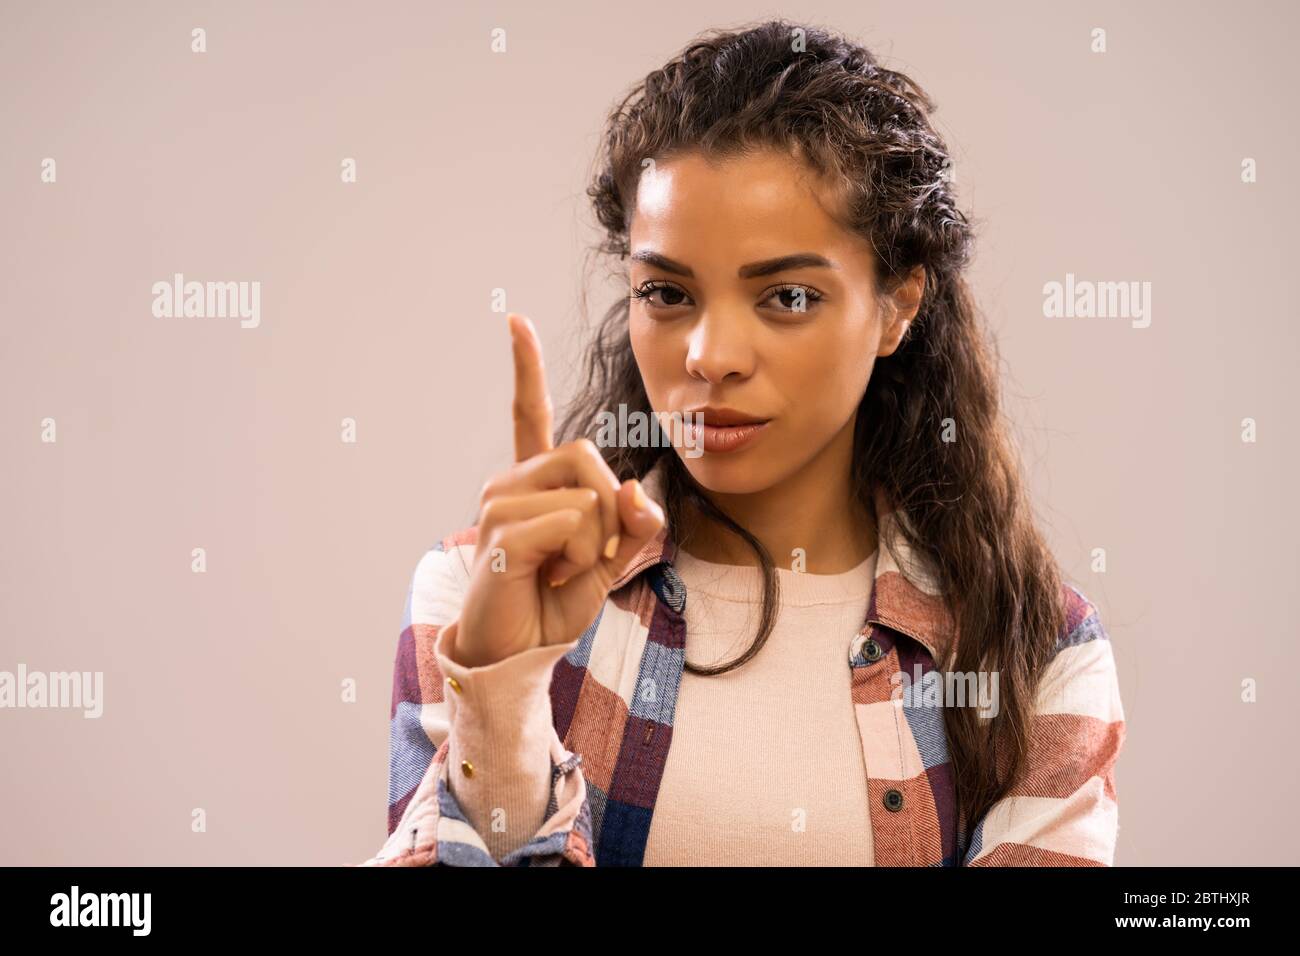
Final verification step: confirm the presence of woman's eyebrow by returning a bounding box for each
[629,250,835,279]
[630,251,695,277]
[738,253,835,278]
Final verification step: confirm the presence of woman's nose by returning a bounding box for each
[683,308,756,384]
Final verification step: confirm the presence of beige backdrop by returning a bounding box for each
[1,0,1296,865]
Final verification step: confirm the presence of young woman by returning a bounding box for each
[364,19,1126,867]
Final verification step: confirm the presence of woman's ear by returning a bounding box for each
[877,265,926,358]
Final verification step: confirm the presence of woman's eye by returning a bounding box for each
[632,282,691,308]
[631,281,822,314]
[765,285,823,313]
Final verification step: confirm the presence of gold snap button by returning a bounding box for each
[447,676,462,694]
[863,638,883,662]
[461,760,475,777]
[884,788,904,812]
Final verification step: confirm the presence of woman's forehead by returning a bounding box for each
[629,152,867,271]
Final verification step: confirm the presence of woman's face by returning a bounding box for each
[627,147,923,496]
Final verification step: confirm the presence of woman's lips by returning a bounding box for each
[685,419,771,454]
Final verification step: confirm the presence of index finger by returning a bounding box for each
[509,312,555,462]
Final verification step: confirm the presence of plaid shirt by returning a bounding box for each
[362,464,1126,867]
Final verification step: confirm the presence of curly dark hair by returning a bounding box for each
[556,18,1064,852]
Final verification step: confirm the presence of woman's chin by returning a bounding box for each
[678,451,778,496]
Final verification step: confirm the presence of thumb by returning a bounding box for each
[604,478,665,573]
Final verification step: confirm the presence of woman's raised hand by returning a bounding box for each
[452,313,666,668]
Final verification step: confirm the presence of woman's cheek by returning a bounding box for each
[807,358,867,426]
[628,322,658,388]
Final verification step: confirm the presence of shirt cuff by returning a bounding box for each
[433,619,579,862]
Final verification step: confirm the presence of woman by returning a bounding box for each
[364,18,1126,867]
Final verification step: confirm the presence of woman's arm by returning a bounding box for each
[373,542,585,865]
[962,587,1127,866]
[384,544,465,837]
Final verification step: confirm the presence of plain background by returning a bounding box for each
[1,0,1296,865]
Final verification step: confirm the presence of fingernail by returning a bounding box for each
[603,534,621,559]
[548,574,570,588]
[632,480,648,512]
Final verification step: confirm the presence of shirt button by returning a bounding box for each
[447,677,462,694]
[883,788,904,812]
[461,760,475,778]
[863,638,883,662]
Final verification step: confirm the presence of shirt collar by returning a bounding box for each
[609,457,957,664]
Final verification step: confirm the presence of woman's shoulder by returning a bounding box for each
[406,524,481,608]
[1056,580,1111,654]
[1041,579,1124,722]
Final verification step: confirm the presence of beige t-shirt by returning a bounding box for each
[436,548,878,865]
[642,548,877,865]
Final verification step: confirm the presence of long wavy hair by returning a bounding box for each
[555,18,1064,847]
